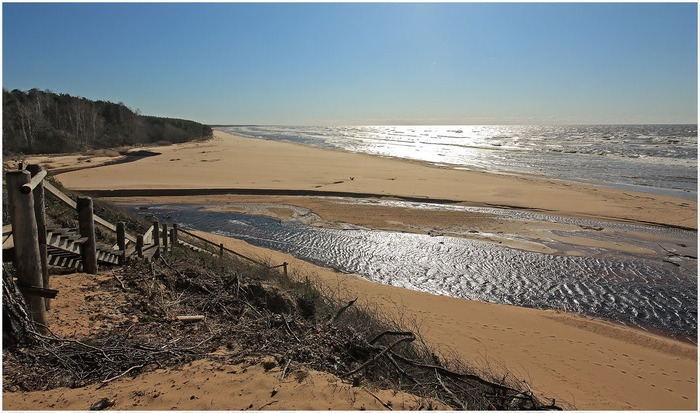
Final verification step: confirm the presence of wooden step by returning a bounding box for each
[141,244,160,263]
[177,240,217,257]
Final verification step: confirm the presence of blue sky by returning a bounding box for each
[2,2,697,125]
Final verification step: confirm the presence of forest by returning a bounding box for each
[3,88,213,154]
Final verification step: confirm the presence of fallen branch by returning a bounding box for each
[342,335,415,378]
[176,315,205,323]
[659,244,697,259]
[258,400,278,410]
[386,353,418,384]
[369,330,415,345]
[283,316,301,343]
[387,350,514,393]
[436,368,467,410]
[329,297,357,324]
[280,358,292,380]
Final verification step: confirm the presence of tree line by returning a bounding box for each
[3,88,213,154]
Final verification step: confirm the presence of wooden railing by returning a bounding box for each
[6,163,289,332]
[147,222,289,276]
[43,180,137,244]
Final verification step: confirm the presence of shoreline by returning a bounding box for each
[226,128,698,202]
[52,130,697,230]
[188,229,697,410]
[34,129,699,409]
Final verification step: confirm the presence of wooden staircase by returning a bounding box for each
[4,224,129,271]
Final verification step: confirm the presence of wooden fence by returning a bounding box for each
[166,225,288,276]
[5,163,289,332]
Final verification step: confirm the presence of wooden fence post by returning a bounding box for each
[77,197,98,274]
[162,223,168,251]
[171,223,178,246]
[153,222,160,248]
[117,222,126,264]
[6,170,48,331]
[219,243,224,257]
[136,235,144,258]
[283,262,288,277]
[26,164,50,310]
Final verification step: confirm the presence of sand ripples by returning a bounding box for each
[132,204,697,341]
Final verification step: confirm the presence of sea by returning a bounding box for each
[218,124,698,201]
[131,124,697,341]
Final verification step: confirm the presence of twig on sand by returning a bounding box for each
[101,363,146,384]
[111,273,127,291]
[659,244,697,259]
[363,388,393,410]
[258,400,278,410]
[280,358,292,380]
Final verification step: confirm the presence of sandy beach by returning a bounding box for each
[37,130,698,409]
[55,130,697,230]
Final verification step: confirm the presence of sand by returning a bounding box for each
[54,130,697,229]
[19,130,698,409]
[1,272,440,411]
[186,231,697,411]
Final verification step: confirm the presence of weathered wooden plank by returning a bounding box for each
[77,197,98,274]
[44,181,137,243]
[16,284,58,299]
[20,169,47,194]
[6,170,47,330]
[27,165,50,310]
[43,181,77,208]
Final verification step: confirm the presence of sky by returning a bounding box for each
[2,2,698,125]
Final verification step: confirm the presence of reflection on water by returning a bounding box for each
[126,203,698,342]
[221,124,697,200]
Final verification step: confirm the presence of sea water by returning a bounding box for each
[128,203,697,342]
[219,124,697,200]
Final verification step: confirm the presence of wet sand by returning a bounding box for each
[44,130,698,409]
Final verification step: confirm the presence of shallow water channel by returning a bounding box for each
[123,202,697,342]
